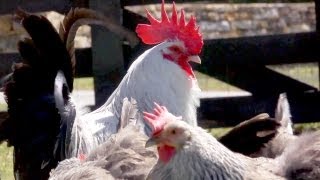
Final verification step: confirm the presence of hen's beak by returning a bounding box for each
[187,55,201,64]
[145,136,161,148]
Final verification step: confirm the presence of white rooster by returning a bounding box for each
[63,0,204,157]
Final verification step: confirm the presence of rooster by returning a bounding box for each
[145,104,320,180]
[1,1,203,177]
[0,6,143,179]
[65,0,203,157]
[0,10,73,179]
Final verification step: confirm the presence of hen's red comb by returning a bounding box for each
[136,0,203,55]
[143,103,171,135]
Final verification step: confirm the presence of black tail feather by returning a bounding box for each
[219,113,280,156]
[19,11,74,91]
[0,9,74,180]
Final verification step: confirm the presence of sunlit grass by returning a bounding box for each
[73,77,94,90]
[0,104,7,111]
[0,143,13,180]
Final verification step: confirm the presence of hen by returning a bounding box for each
[253,93,297,158]
[50,98,157,179]
[65,0,203,157]
[145,104,320,180]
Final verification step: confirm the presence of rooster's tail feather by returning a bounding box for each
[118,97,139,131]
[59,8,139,76]
[54,71,76,160]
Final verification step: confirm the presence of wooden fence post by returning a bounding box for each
[89,0,124,107]
[315,0,320,89]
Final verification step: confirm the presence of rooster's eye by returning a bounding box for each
[169,46,182,53]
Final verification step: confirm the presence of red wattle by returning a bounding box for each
[162,53,195,79]
[158,145,176,163]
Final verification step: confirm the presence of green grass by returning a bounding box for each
[208,127,233,138]
[73,77,94,90]
[267,63,319,89]
[0,143,13,180]
[0,104,7,112]
[195,71,243,91]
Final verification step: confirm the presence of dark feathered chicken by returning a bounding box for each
[219,113,280,156]
[0,10,73,179]
[220,93,296,158]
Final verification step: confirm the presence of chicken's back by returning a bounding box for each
[53,98,157,179]
[277,131,320,180]
[85,97,157,179]
[49,157,114,180]
[86,124,157,179]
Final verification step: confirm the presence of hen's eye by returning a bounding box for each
[171,129,176,135]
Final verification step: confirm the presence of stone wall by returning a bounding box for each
[0,3,316,53]
[127,3,316,39]
[0,11,91,53]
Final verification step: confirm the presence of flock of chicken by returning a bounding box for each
[0,1,320,179]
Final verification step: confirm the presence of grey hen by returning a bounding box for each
[252,93,297,158]
[145,104,320,180]
[50,97,157,180]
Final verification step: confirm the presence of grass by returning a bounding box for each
[73,77,94,90]
[195,71,243,91]
[0,104,7,112]
[0,143,13,180]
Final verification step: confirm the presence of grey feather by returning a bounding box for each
[119,97,139,130]
[278,131,320,180]
[49,158,114,180]
[253,93,296,158]
[50,97,157,179]
[85,124,157,180]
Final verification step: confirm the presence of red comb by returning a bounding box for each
[136,0,203,55]
[143,103,171,135]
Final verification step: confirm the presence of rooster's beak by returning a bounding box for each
[145,136,161,148]
[187,55,201,64]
